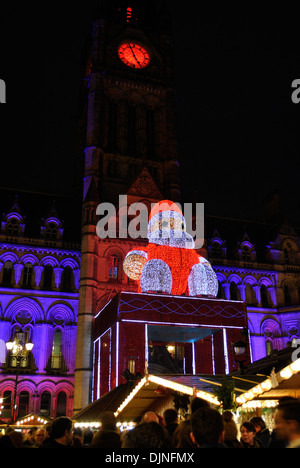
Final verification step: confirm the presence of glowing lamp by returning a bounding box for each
[261,380,272,391]
[233,339,246,356]
[291,359,300,372]
[25,341,34,351]
[280,367,293,380]
[6,341,14,351]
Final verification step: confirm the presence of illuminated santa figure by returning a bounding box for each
[123,200,218,297]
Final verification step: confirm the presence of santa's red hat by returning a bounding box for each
[149,200,182,221]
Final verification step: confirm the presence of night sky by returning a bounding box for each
[1,3,300,224]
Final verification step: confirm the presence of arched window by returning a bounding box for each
[261,285,270,307]
[61,266,73,291]
[1,390,12,419]
[2,261,13,286]
[217,282,225,299]
[45,222,58,240]
[230,282,239,301]
[245,284,256,305]
[51,329,62,369]
[56,391,67,417]
[23,263,33,288]
[43,265,53,290]
[40,391,51,416]
[18,391,29,418]
[108,256,120,281]
[6,218,20,237]
[266,340,272,356]
[241,246,251,262]
[284,243,296,265]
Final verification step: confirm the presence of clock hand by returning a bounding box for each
[127,43,142,68]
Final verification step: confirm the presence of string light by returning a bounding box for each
[74,422,101,429]
[113,374,220,420]
[114,377,147,416]
[240,400,278,409]
[236,357,300,405]
[147,375,220,406]
[16,415,49,426]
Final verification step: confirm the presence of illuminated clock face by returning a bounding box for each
[118,42,151,69]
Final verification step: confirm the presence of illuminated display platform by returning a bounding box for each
[93,291,249,399]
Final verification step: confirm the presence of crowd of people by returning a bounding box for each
[1,396,300,448]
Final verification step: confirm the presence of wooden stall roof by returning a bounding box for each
[0,413,53,430]
[73,382,136,423]
[235,347,300,404]
[73,373,264,424]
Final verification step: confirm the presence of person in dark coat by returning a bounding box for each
[89,411,121,448]
[121,421,173,448]
[222,411,241,448]
[250,416,271,447]
[240,422,263,448]
[163,408,178,440]
[0,430,23,448]
[89,430,121,448]
[40,416,73,448]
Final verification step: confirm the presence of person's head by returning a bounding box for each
[72,427,83,447]
[35,427,46,446]
[90,430,121,448]
[51,416,73,446]
[240,421,256,445]
[173,419,197,448]
[142,411,159,423]
[275,399,300,442]
[83,428,94,446]
[190,407,224,446]
[73,427,83,439]
[122,421,172,448]
[163,408,178,425]
[222,411,238,441]
[25,427,37,444]
[191,397,210,413]
[249,416,266,433]
[101,411,117,431]
[8,430,23,448]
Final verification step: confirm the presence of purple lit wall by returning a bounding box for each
[0,202,80,421]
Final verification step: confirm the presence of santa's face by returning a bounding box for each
[147,210,194,248]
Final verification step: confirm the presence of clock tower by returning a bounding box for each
[74,0,181,413]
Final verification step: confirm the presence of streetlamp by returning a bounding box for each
[233,339,247,356]
[232,328,248,374]
[5,338,34,422]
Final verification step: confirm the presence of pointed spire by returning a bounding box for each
[1,194,26,236]
[4,194,25,222]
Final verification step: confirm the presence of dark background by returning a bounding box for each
[1,2,300,223]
